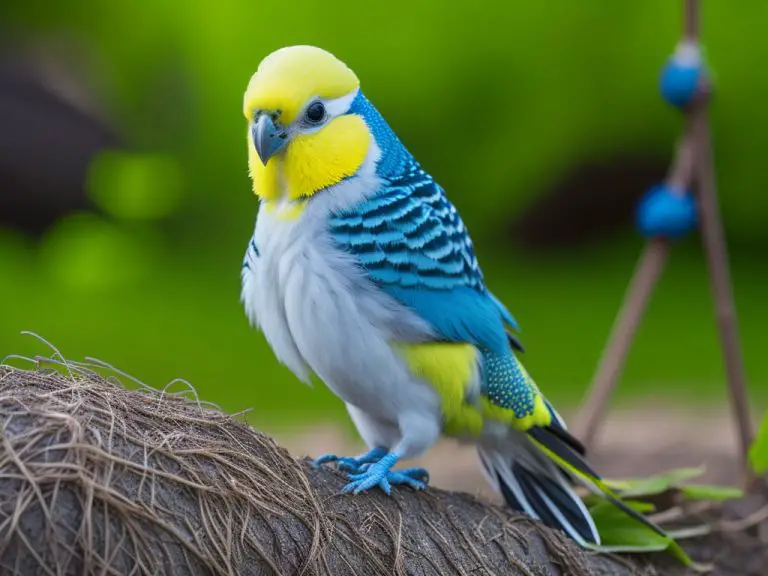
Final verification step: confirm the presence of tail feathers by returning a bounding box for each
[528,426,596,477]
[527,425,668,539]
[542,398,586,456]
[478,448,600,546]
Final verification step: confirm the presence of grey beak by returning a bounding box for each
[252,115,288,165]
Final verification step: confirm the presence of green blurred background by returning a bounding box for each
[1,0,766,435]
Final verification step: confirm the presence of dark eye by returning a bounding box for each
[305,101,326,123]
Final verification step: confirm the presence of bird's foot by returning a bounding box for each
[341,452,429,495]
[312,446,388,474]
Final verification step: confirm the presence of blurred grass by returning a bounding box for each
[5,0,768,244]
[2,223,765,433]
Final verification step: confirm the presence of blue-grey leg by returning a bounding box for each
[340,412,439,495]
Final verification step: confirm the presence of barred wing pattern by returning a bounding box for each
[329,170,534,419]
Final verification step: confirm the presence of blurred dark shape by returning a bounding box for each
[0,45,119,237]
[511,156,668,251]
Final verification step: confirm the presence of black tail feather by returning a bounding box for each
[527,426,668,539]
[479,447,600,546]
[514,464,598,544]
[527,426,599,478]
[545,424,587,456]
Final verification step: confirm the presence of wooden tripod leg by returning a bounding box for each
[574,239,670,447]
[574,127,696,448]
[692,115,754,475]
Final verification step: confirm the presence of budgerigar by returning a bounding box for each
[240,45,664,546]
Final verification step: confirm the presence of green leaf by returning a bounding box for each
[666,526,712,540]
[589,501,694,566]
[681,484,744,502]
[749,408,768,474]
[603,466,743,506]
[605,466,706,498]
[586,542,669,554]
[667,542,710,573]
[602,478,633,492]
[585,467,741,570]
[588,498,656,514]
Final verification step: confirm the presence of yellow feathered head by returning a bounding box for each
[243,45,371,202]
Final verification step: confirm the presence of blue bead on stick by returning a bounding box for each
[659,42,705,108]
[636,184,698,239]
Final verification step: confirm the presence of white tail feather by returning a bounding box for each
[477,443,600,546]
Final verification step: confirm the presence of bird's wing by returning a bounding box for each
[329,175,520,356]
[330,175,543,427]
[330,176,573,424]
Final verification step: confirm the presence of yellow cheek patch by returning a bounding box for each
[247,116,370,202]
[247,129,281,202]
[282,115,370,200]
[243,45,360,124]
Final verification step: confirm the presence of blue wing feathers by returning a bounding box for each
[329,175,513,356]
[386,285,510,354]
[488,291,520,332]
[331,91,527,407]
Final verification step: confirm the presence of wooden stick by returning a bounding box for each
[575,128,699,447]
[575,133,699,446]
[691,111,754,473]
[574,240,669,445]
[574,0,701,447]
[577,0,753,473]
[683,0,699,41]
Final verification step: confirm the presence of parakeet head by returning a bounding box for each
[244,45,376,203]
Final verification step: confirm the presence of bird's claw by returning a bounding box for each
[315,449,429,495]
[312,447,388,475]
[342,465,429,495]
[335,457,370,473]
[312,453,337,467]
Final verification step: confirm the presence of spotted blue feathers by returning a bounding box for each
[329,91,533,416]
[483,352,534,418]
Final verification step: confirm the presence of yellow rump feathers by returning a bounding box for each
[396,343,552,437]
[243,45,360,124]
[396,343,485,437]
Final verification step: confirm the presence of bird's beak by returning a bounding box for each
[252,115,288,165]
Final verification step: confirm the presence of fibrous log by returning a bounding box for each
[0,359,747,576]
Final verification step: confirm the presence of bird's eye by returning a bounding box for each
[305,101,326,124]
